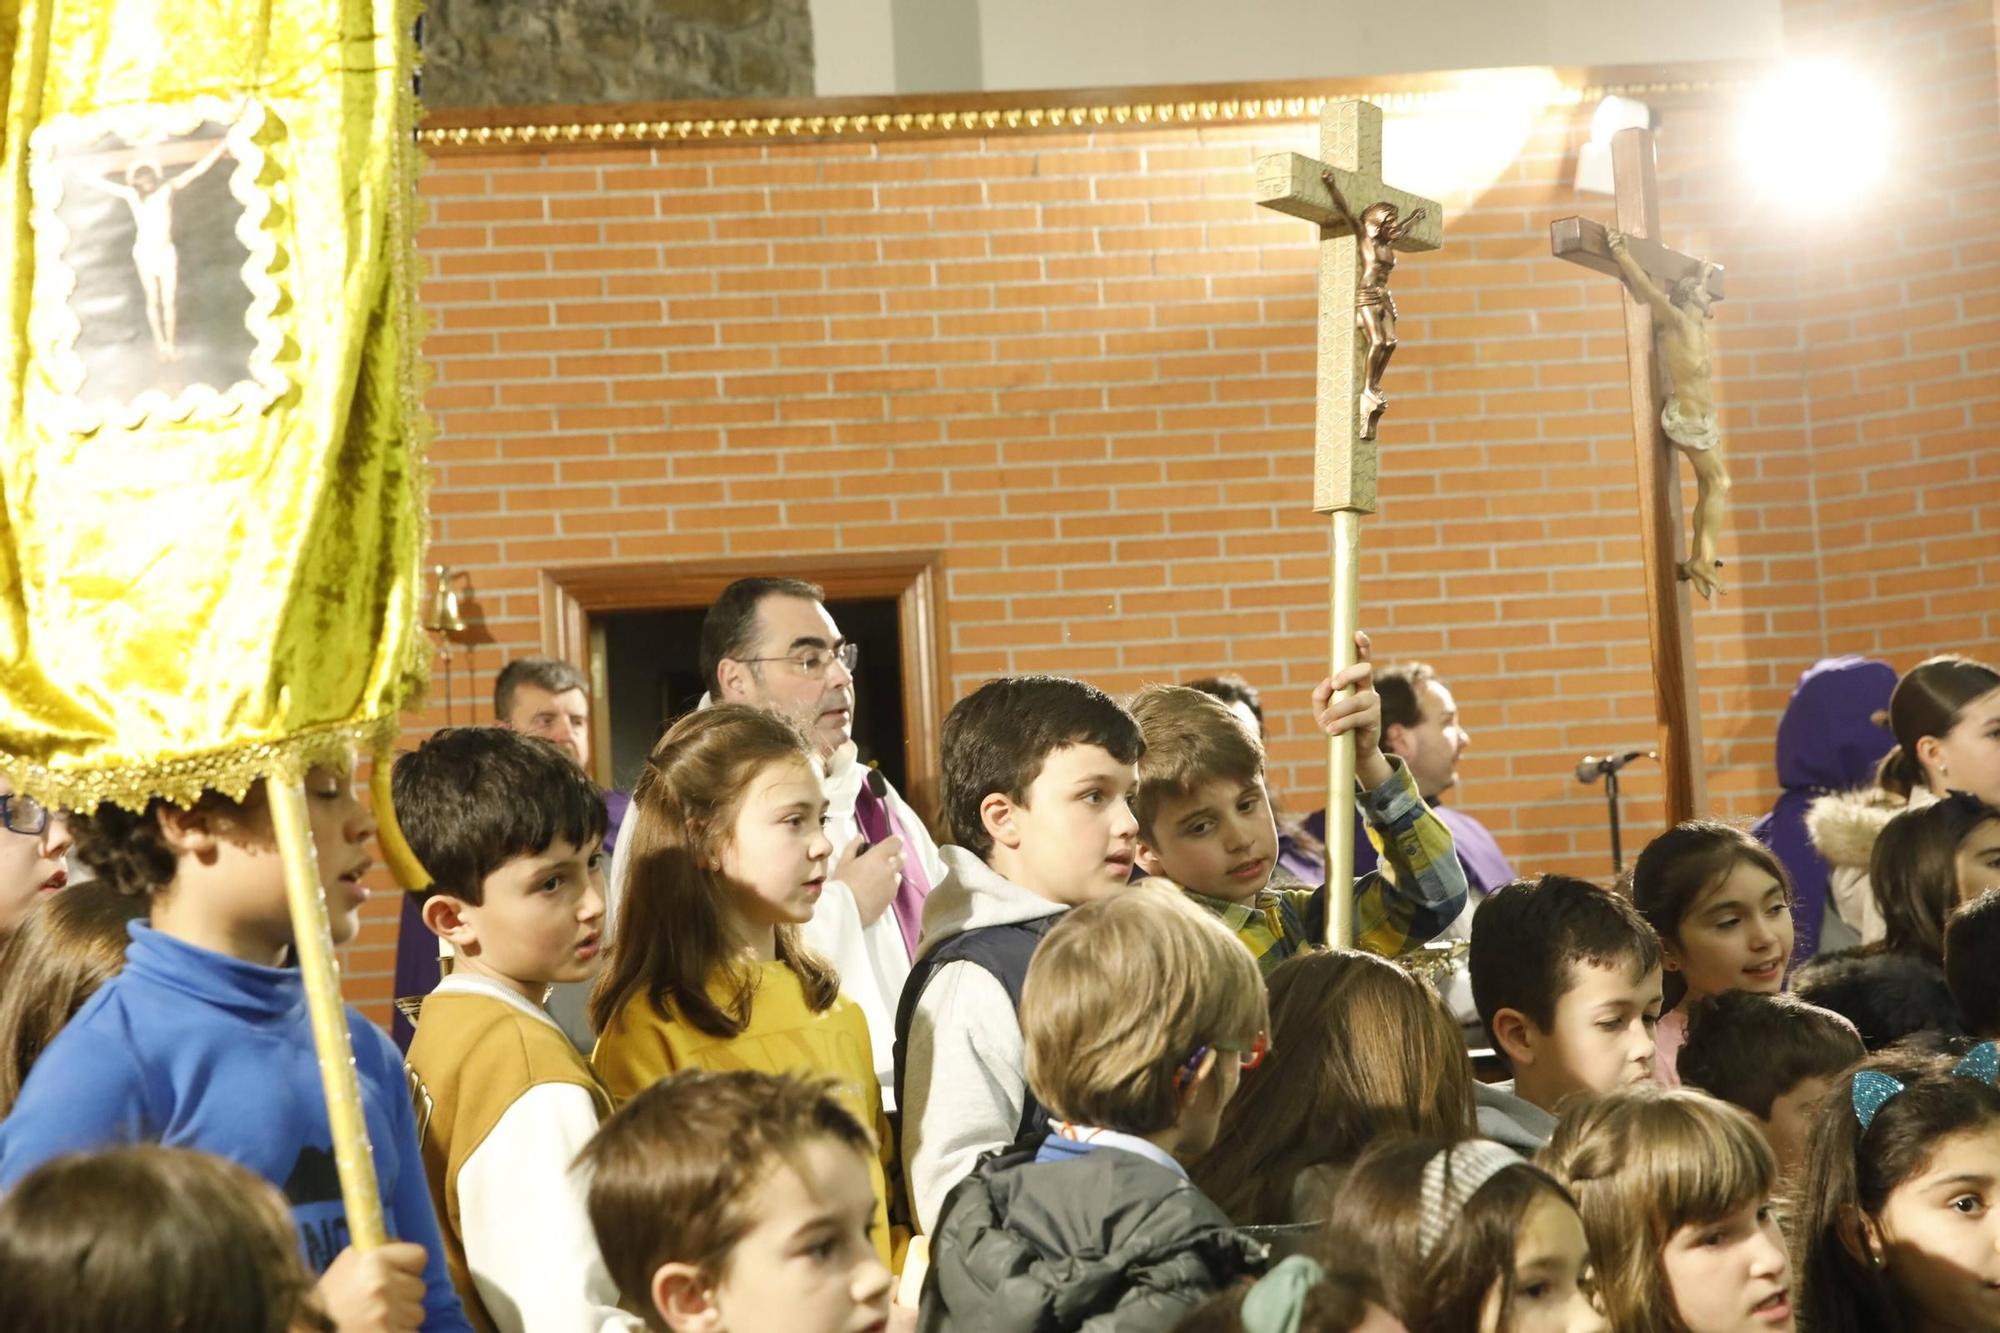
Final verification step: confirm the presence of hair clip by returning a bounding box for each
[1240,1255,1326,1333]
[1851,1071,1906,1131]
[1416,1140,1520,1262]
[1954,1040,2000,1085]
[1853,1041,2000,1130]
[1173,1043,1212,1093]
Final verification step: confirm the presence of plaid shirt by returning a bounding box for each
[1185,756,1468,975]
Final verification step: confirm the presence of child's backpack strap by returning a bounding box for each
[891,915,1062,1155]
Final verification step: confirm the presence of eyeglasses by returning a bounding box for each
[1174,1032,1270,1091]
[0,793,53,837]
[740,643,859,679]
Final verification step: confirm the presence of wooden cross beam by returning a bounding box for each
[1550,126,1718,829]
[1256,101,1443,946]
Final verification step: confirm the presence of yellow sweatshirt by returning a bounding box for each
[592,959,898,1267]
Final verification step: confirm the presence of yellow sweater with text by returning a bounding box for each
[593,959,898,1267]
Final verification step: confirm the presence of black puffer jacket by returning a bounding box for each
[918,1144,1268,1333]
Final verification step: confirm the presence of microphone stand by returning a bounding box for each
[1605,766,1625,876]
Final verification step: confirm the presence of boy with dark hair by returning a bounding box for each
[1791,946,1965,1050]
[396,728,632,1333]
[469,654,626,1055]
[1129,677,1465,976]
[580,1069,892,1333]
[1468,873,1664,1152]
[1946,890,2000,1040]
[0,766,472,1331]
[921,887,1269,1329]
[1676,989,1864,1178]
[895,674,1145,1232]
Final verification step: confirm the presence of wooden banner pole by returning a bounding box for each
[269,778,387,1250]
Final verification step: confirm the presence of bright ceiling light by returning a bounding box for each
[1740,60,1891,210]
[1574,95,1653,195]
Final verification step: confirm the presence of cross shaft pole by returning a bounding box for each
[1256,101,1442,946]
[1550,126,1712,828]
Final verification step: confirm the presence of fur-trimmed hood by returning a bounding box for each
[1805,786,1924,871]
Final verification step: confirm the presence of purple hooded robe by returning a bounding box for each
[1752,657,1896,963]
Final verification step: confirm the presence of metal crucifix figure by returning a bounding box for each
[1319,168,1429,441]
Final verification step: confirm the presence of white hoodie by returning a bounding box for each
[899,846,1069,1233]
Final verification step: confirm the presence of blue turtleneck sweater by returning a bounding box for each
[0,921,470,1332]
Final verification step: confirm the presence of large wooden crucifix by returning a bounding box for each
[1551,125,1725,828]
[1256,100,1443,946]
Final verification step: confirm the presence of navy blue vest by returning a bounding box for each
[892,914,1061,1152]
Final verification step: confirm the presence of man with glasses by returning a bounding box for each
[0,778,74,934]
[602,577,944,1100]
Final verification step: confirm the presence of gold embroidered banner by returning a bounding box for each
[0,0,428,810]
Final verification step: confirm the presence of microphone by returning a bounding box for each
[1575,750,1655,785]
[855,766,891,851]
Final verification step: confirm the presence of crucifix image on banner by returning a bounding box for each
[1256,99,1443,947]
[27,97,288,435]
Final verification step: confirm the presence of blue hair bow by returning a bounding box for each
[1852,1040,2000,1129]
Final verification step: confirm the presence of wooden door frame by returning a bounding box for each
[537,551,950,827]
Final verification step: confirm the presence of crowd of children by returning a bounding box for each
[0,628,1997,1332]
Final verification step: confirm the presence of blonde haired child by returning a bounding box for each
[921,886,1271,1329]
[590,704,896,1265]
[1541,1086,1793,1333]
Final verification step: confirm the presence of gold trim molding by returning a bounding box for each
[418,62,1754,153]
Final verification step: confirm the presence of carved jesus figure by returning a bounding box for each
[1320,167,1427,440]
[80,139,231,362]
[1607,230,1733,599]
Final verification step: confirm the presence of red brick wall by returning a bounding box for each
[1781,0,2000,657]
[335,47,2000,1018]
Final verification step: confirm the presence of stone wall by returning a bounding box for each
[420,0,814,109]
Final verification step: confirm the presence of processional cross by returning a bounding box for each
[1257,100,1443,947]
[1551,125,1727,828]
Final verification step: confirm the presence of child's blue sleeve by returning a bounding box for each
[353,1019,474,1333]
[0,1023,150,1192]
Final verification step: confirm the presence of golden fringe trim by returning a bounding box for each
[0,716,402,814]
[418,74,1736,152]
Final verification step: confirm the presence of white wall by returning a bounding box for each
[809,0,898,96]
[894,0,985,92]
[814,0,1784,96]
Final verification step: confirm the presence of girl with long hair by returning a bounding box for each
[0,879,145,1116]
[1630,821,1795,1085]
[590,703,897,1264]
[1323,1137,1605,1333]
[1809,654,2000,944]
[1795,1045,2000,1332]
[1191,949,1475,1226]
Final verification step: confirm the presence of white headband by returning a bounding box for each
[1417,1139,1522,1262]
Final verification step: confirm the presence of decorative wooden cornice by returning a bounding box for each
[418,61,1756,154]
